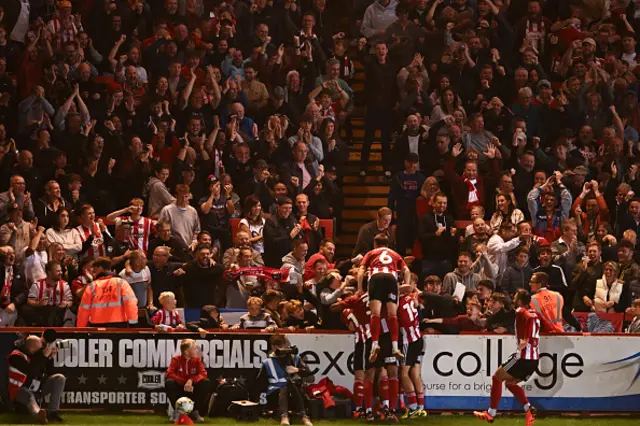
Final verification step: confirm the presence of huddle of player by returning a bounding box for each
[334,233,550,425]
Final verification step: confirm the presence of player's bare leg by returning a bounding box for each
[474,367,536,424]
[368,299,382,362]
[386,300,404,360]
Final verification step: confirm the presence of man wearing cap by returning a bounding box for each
[48,1,81,46]
[264,87,300,125]
[388,153,425,255]
[533,80,556,106]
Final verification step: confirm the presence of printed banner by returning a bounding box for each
[422,334,640,411]
[2,332,640,411]
[0,331,354,410]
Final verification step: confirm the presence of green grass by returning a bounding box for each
[1,413,639,425]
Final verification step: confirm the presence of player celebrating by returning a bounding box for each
[398,284,426,418]
[474,288,553,425]
[357,234,411,363]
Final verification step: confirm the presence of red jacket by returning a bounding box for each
[166,355,207,386]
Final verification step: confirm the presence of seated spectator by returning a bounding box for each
[0,175,35,224]
[0,204,31,264]
[232,296,277,331]
[21,261,72,326]
[187,305,229,336]
[462,217,490,256]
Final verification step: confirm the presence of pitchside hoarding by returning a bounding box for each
[0,331,639,411]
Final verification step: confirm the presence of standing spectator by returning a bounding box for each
[177,244,224,309]
[222,230,265,270]
[361,0,398,44]
[418,193,457,278]
[572,180,609,242]
[594,261,631,313]
[487,222,522,282]
[388,153,425,255]
[550,220,585,282]
[353,207,396,256]
[442,253,482,295]
[489,193,525,235]
[500,247,533,296]
[527,172,572,242]
[148,246,182,306]
[282,240,309,290]
[0,175,35,224]
[45,207,82,258]
[225,247,260,309]
[22,260,72,326]
[264,196,298,267]
[158,184,200,249]
[145,163,175,220]
[119,250,153,310]
[238,195,266,255]
[618,240,640,302]
[357,37,399,179]
[0,245,27,327]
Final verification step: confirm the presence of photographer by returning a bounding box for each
[256,335,313,426]
[8,331,66,424]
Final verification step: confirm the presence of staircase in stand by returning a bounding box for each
[336,59,391,258]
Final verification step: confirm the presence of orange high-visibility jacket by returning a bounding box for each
[530,288,564,333]
[77,276,138,327]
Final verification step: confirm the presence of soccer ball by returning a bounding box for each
[175,397,194,414]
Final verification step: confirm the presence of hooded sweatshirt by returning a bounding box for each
[282,252,305,287]
[144,177,176,218]
[500,262,533,295]
[361,0,398,39]
[442,268,482,296]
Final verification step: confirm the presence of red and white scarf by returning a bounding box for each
[1,266,13,306]
[464,178,480,206]
[525,19,545,52]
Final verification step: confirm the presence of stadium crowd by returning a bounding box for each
[0,0,639,336]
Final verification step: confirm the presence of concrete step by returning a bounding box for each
[342,209,378,220]
[343,177,391,188]
[337,233,359,245]
[344,196,388,207]
[348,151,382,162]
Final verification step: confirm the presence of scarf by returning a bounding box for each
[525,18,545,52]
[1,266,13,306]
[464,178,480,206]
[224,266,290,283]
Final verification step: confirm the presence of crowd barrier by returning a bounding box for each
[1,330,639,412]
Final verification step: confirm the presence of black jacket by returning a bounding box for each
[263,215,297,267]
[418,211,457,261]
[392,131,430,174]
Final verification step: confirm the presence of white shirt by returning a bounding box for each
[408,134,420,169]
[120,267,152,308]
[10,0,30,43]
[24,251,48,283]
[298,161,311,189]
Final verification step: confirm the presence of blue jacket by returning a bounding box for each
[261,354,302,394]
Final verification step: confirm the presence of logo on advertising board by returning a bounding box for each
[602,351,640,390]
[137,371,165,390]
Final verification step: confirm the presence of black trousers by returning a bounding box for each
[361,105,393,173]
[166,378,211,414]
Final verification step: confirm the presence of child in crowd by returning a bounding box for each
[152,291,184,331]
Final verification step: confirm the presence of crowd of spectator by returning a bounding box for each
[0,0,640,334]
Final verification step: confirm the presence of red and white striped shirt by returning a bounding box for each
[47,17,78,46]
[8,350,29,399]
[152,308,182,327]
[76,224,106,260]
[361,247,406,279]
[122,216,154,252]
[515,307,541,360]
[28,278,71,306]
[339,293,371,343]
[399,294,421,344]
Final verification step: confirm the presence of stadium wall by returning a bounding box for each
[0,330,639,412]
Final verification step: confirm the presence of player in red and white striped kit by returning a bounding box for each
[357,234,411,365]
[335,293,371,418]
[398,285,426,418]
[474,289,554,425]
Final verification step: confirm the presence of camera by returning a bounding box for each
[275,345,298,358]
[43,329,70,349]
[55,340,71,349]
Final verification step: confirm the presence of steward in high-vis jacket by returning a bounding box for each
[77,257,138,327]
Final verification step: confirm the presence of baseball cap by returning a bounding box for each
[207,174,219,184]
[406,153,419,163]
[582,38,596,46]
[58,1,72,8]
[275,196,292,205]
[273,86,285,100]
[537,79,551,90]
